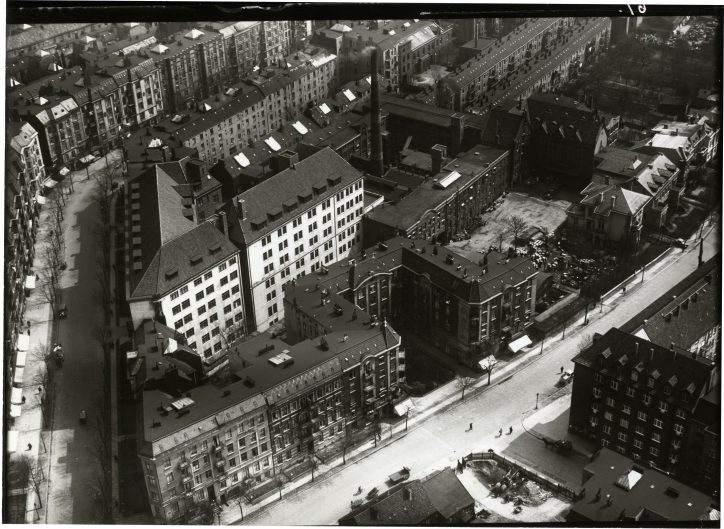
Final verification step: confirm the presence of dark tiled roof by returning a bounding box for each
[225,148,363,245]
[127,160,234,299]
[572,328,714,403]
[568,448,712,523]
[347,468,474,524]
[291,236,537,304]
[481,104,526,147]
[380,94,486,131]
[620,257,720,355]
[578,182,650,216]
[7,23,94,52]
[527,92,604,145]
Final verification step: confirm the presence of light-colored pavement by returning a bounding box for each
[38,152,122,523]
[233,220,718,526]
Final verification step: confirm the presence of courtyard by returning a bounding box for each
[447,191,571,262]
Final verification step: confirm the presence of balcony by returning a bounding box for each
[179,460,189,470]
[215,460,225,469]
[182,475,192,483]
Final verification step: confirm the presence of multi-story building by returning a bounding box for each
[9,51,165,168]
[5,122,46,388]
[221,147,364,332]
[213,21,292,82]
[6,22,112,60]
[592,148,683,231]
[633,117,720,166]
[364,144,510,245]
[565,182,650,251]
[286,235,538,366]
[527,92,609,185]
[124,158,245,375]
[135,308,403,523]
[320,19,453,92]
[481,99,531,186]
[621,256,720,362]
[569,328,719,491]
[438,17,572,111]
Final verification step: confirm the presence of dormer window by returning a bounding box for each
[630,371,638,382]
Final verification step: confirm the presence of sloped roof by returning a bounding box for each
[528,92,603,145]
[579,182,650,216]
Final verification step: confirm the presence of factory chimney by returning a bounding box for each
[370,48,384,177]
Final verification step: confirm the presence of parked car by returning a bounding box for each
[673,238,688,249]
[559,370,574,385]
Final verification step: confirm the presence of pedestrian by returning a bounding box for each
[509,426,513,434]
[560,366,564,374]
[469,422,473,431]
[27,443,32,451]
[499,428,503,437]
[27,321,31,331]
[21,396,26,404]
[37,386,43,394]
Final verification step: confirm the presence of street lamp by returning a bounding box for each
[405,409,409,432]
[535,393,539,409]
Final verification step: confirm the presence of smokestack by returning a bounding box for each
[370,48,384,177]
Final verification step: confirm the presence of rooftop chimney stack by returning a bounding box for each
[370,48,384,177]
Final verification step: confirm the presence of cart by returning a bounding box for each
[388,467,410,484]
[56,303,68,319]
[79,410,87,424]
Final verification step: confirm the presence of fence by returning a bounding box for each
[463,450,580,501]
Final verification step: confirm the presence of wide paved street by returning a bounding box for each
[241,224,718,525]
[42,154,121,523]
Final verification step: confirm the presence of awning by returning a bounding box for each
[11,387,24,405]
[80,154,95,164]
[478,355,498,371]
[393,398,414,417]
[10,405,22,418]
[59,167,70,176]
[6,431,18,453]
[44,178,59,189]
[25,275,36,290]
[17,334,29,352]
[13,368,25,385]
[16,350,26,368]
[508,335,532,353]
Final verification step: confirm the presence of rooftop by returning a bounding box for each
[381,94,486,131]
[224,148,363,245]
[620,256,720,357]
[7,23,94,52]
[527,92,603,145]
[366,144,508,231]
[344,468,474,524]
[141,325,400,447]
[593,148,678,198]
[576,182,650,217]
[292,236,537,304]
[568,448,712,523]
[573,328,715,405]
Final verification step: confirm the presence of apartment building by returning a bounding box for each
[437,18,571,110]
[569,328,719,493]
[592,148,683,231]
[5,123,46,390]
[222,147,364,332]
[6,22,112,60]
[364,144,510,246]
[9,52,164,167]
[124,159,245,375]
[286,236,538,366]
[213,21,292,81]
[136,312,403,523]
[320,19,452,91]
[633,117,720,166]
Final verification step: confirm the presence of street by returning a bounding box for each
[240,223,718,526]
[40,153,122,523]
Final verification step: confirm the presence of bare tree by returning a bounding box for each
[496,229,510,252]
[506,215,528,247]
[456,375,475,401]
[17,455,45,508]
[275,476,284,500]
[37,270,58,320]
[341,431,354,465]
[308,452,319,482]
[578,333,594,352]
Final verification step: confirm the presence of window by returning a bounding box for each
[166,473,175,484]
[658,401,668,413]
[653,418,663,429]
[605,397,615,407]
[673,423,684,436]
[635,425,644,436]
[602,425,612,435]
[618,432,627,442]
[594,373,604,383]
[610,380,619,390]
[649,447,659,457]
[626,387,636,398]
[637,411,647,421]
[194,277,203,287]
[643,394,651,405]
[592,388,602,399]
[652,432,661,443]
[622,405,631,415]
[620,418,629,429]
[604,411,613,421]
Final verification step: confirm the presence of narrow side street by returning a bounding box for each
[234,223,718,526]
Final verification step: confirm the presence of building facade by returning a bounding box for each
[569,328,719,490]
[223,147,364,332]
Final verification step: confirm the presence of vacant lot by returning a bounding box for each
[448,192,571,261]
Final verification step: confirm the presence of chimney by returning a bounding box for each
[450,114,465,155]
[403,487,412,501]
[219,211,229,239]
[610,195,616,209]
[430,144,446,176]
[369,48,384,177]
[348,259,356,290]
[234,197,246,220]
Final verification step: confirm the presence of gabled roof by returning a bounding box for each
[579,182,650,217]
[527,92,604,145]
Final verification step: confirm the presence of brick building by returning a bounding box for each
[285,236,538,367]
[569,328,719,493]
